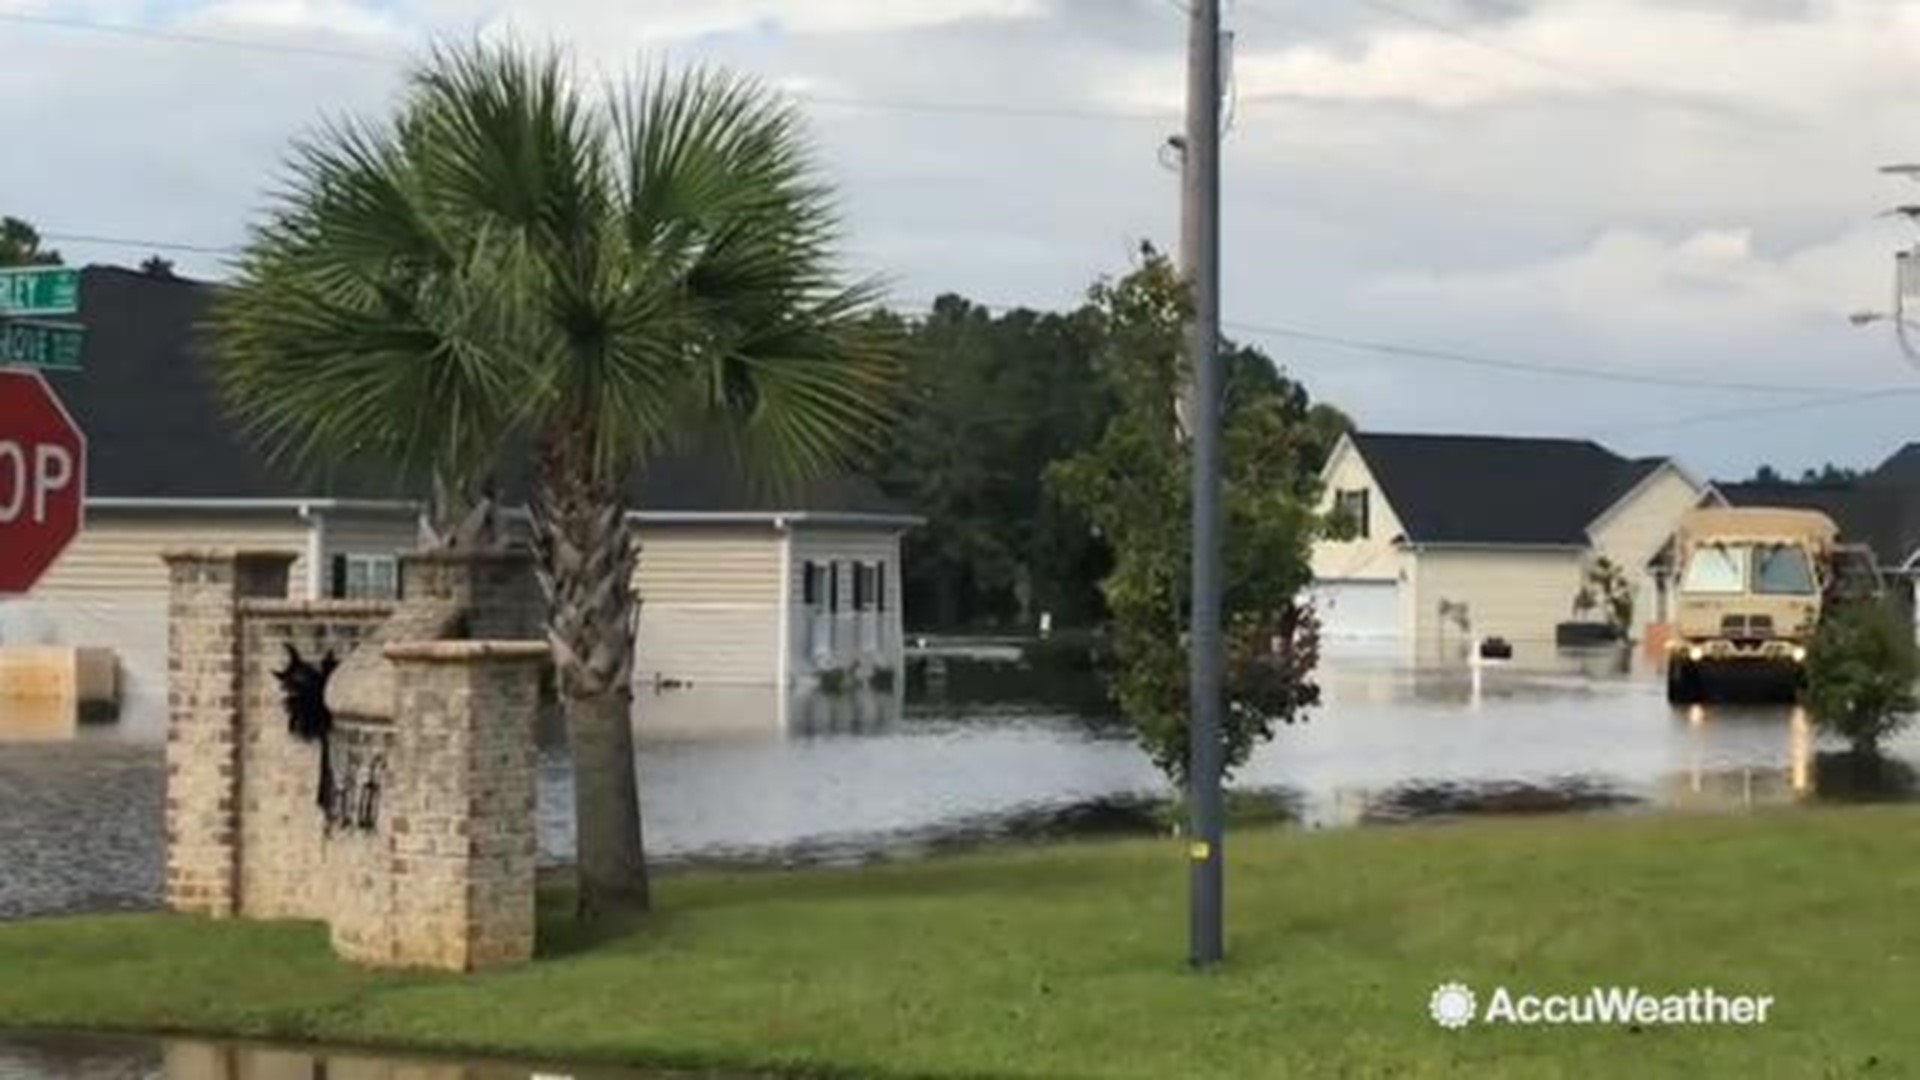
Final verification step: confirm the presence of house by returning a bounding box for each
[1310,432,1709,662]
[1718,443,1920,635]
[0,266,916,719]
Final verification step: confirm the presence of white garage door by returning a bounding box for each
[1310,581,1400,640]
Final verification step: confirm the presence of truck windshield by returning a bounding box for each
[1681,545,1748,594]
[1753,544,1817,595]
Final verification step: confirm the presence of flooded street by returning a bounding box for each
[0,1032,757,1080]
[5,647,1918,918]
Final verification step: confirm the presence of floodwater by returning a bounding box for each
[0,1032,762,1080]
[4,645,1918,917]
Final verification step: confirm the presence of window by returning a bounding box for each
[1680,545,1749,595]
[803,561,839,610]
[1334,489,1370,539]
[849,562,887,612]
[1753,545,1817,596]
[330,554,398,600]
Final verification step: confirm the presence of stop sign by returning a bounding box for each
[0,369,86,596]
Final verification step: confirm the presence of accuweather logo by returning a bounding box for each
[1426,982,1775,1030]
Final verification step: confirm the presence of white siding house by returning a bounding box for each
[1310,432,1711,664]
[631,516,913,689]
[0,267,918,730]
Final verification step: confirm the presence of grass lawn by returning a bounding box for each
[4,809,1919,1078]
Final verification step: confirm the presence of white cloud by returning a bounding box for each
[1112,0,1920,116]
[426,0,1045,47]
[1372,223,1899,335]
[6,0,1920,475]
[186,0,405,41]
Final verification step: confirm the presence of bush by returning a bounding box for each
[1802,600,1920,755]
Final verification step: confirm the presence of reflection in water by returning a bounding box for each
[1810,750,1920,802]
[0,694,77,741]
[1791,707,1812,795]
[0,1034,750,1080]
[1358,776,1637,824]
[10,650,1920,919]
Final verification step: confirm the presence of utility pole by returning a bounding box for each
[1183,0,1226,970]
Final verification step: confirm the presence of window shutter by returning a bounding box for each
[330,555,348,600]
[803,561,818,606]
[829,562,840,612]
[876,562,887,612]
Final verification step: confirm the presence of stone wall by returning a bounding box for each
[163,550,545,972]
[235,599,392,921]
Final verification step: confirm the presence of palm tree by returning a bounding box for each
[213,44,900,917]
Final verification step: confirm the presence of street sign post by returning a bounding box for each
[0,320,83,370]
[0,267,80,318]
[0,369,87,595]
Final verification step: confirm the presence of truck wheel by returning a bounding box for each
[1667,660,1701,705]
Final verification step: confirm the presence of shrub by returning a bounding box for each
[1802,599,1920,755]
[816,666,855,695]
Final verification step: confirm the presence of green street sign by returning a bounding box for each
[0,319,84,370]
[0,267,80,317]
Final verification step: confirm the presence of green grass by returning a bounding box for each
[5,809,1920,1078]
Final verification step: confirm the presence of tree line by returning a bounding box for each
[875,253,1350,635]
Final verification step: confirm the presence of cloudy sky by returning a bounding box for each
[5,0,1920,479]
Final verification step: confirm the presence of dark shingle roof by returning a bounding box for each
[37,266,905,516]
[40,266,403,500]
[1865,443,1920,489]
[1716,482,1920,569]
[1715,442,1920,569]
[1349,432,1669,546]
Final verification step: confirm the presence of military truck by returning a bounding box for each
[1665,507,1840,705]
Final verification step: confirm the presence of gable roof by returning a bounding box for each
[1865,442,1920,489]
[1345,432,1678,546]
[1715,443,1920,569]
[39,266,908,519]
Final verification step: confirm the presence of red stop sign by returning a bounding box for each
[0,369,86,596]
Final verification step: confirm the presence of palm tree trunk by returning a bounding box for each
[529,432,649,918]
[420,470,502,552]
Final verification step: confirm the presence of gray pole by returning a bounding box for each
[1184,0,1225,969]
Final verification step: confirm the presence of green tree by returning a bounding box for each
[0,217,61,266]
[213,45,899,918]
[1802,599,1919,756]
[1573,556,1633,638]
[1050,250,1328,783]
[879,291,1349,636]
[880,297,1112,630]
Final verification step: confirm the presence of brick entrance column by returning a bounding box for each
[161,551,295,917]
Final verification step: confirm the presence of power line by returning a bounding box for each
[0,11,397,64]
[0,10,1174,125]
[1597,387,1920,437]
[1351,0,1670,104]
[900,294,1864,397]
[1220,318,1847,395]
[40,232,241,257]
[44,234,1883,401]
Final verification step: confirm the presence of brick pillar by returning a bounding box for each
[398,551,542,640]
[162,551,295,917]
[382,641,547,971]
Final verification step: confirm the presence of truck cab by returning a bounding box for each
[1666,507,1838,704]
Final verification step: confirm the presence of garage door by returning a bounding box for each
[1310,580,1400,640]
